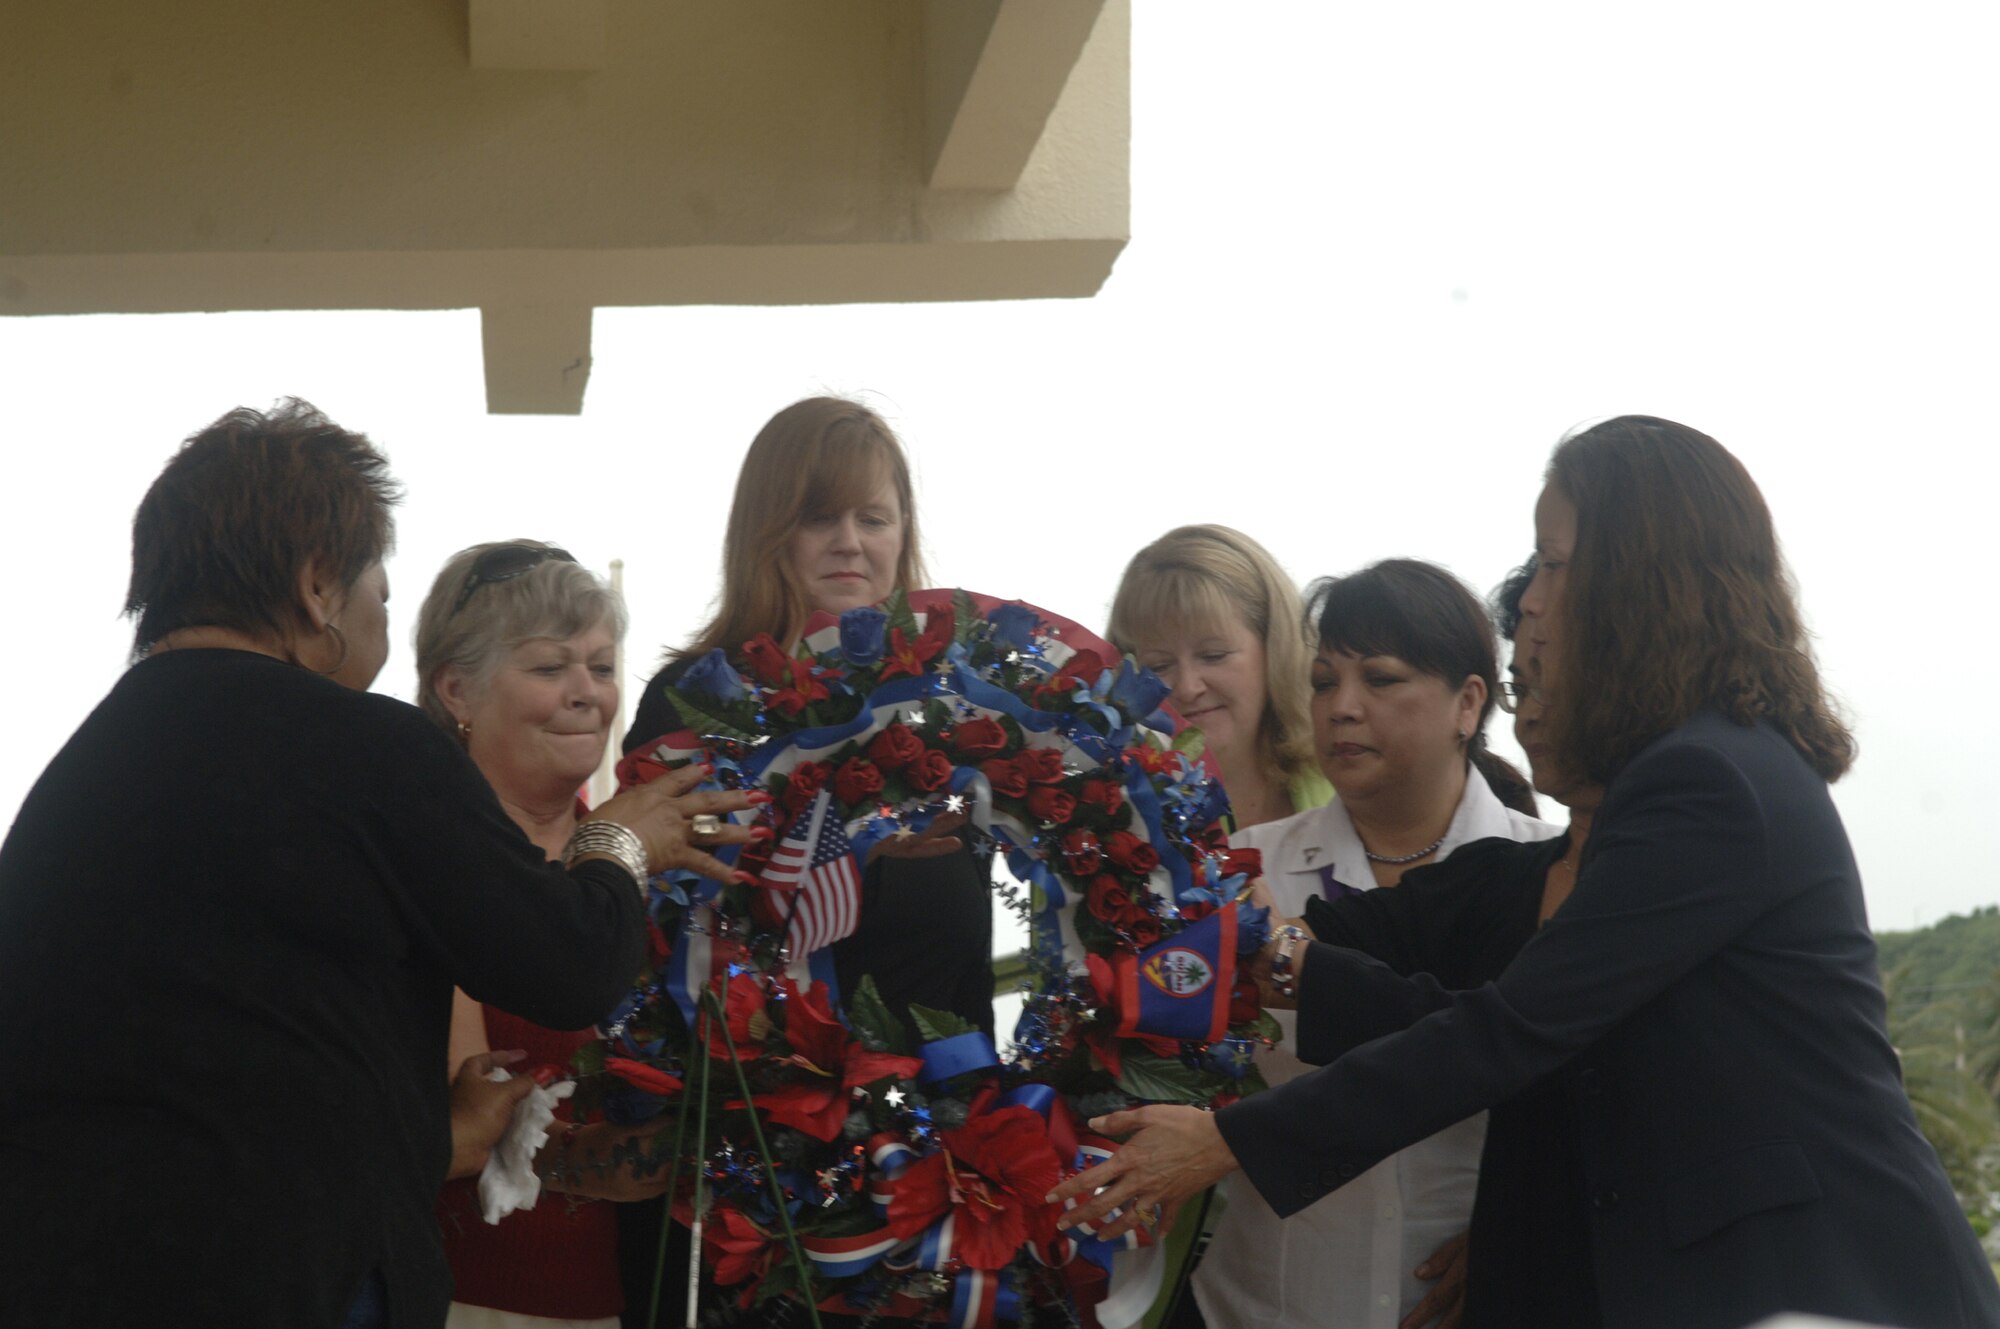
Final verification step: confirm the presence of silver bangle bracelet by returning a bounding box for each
[1270,924,1307,1001]
[562,819,650,892]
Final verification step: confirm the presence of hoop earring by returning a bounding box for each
[312,623,350,677]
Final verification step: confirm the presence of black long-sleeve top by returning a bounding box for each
[1301,834,1598,1327]
[0,650,648,1328]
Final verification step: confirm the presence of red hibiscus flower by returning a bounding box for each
[832,756,885,807]
[980,756,1028,799]
[741,633,793,687]
[767,656,831,717]
[906,748,954,794]
[950,716,1008,760]
[868,723,925,771]
[605,1057,685,1097]
[734,982,924,1141]
[886,1106,1064,1270]
[705,973,771,1061]
[705,1206,781,1288]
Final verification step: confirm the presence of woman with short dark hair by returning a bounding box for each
[1054,417,2000,1328]
[1185,558,1553,1329]
[0,401,755,1329]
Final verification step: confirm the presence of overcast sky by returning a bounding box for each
[4,4,1997,931]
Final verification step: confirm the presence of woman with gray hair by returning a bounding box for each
[413,541,755,1329]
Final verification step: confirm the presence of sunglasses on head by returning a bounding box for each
[450,543,577,616]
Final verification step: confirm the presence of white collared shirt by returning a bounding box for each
[1194,772,1559,1329]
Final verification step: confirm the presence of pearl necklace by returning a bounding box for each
[1363,833,1448,865]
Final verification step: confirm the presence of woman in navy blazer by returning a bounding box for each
[1052,418,2000,1328]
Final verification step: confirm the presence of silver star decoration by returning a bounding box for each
[943,794,967,814]
[893,826,917,842]
[932,660,954,676]
[905,710,925,728]
[1005,650,1022,664]
[884,1086,907,1107]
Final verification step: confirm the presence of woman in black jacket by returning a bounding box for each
[0,401,755,1329]
[1053,416,2000,1328]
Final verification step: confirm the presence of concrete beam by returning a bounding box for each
[469,0,606,71]
[480,304,592,414]
[925,0,1108,191]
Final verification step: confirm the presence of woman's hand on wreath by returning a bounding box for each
[866,809,967,864]
[589,762,768,883]
[1047,1105,1240,1241]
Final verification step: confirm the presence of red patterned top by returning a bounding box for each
[437,1005,622,1318]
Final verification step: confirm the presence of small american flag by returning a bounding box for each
[762,788,864,954]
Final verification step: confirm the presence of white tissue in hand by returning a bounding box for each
[476,1069,577,1224]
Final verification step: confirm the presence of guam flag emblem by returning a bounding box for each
[1112,907,1237,1045]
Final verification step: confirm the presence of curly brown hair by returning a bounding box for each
[1542,416,1854,784]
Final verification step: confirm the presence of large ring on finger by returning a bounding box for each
[691,814,724,841]
[1136,1203,1160,1230]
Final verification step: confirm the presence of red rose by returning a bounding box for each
[1016,748,1066,784]
[980,757,1028,799]
[868,723,925,772]
[781,760,830,813]
[741,633,793,687]
[1130,917,1164,946]
[1061,829,1102,876]
[1026,785,1077,825]
[1086,875,1131,924]
[907,748,954,793]
[1079,779,1125,817]
[950,716,1008,760]
[832,756,885,807]
[1104,830,1161,875]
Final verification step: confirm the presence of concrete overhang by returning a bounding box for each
[0,0,1128,414]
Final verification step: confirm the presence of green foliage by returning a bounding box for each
[1879,907,2000,1224]
[844,975,912,1055]
[1113,1049,1241,1105]
[909,1002,979,1045]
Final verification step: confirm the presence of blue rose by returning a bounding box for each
[1107,658,1172,718]
[838,604,889,665]
[987,603,1041,651]
[677,648,749,703]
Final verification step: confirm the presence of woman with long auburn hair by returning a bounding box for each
[1051,417,2000,1329]
[620,397,987,1327]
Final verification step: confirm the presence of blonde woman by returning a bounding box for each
[1108,525,1331,832]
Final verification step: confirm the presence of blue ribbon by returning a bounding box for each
[919,1031,1000,1084]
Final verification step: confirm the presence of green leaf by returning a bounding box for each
[845,975,912,1055]
[952,588,980,643]
[570,1041,606,1077]
[884,587,919,639]
[1113,1048,1222,1104]
[1171,726,1207,758]
[909,1002,978,1045]
[666,685,762,743]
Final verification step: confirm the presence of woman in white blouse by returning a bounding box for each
[1195,559,1555,1329]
